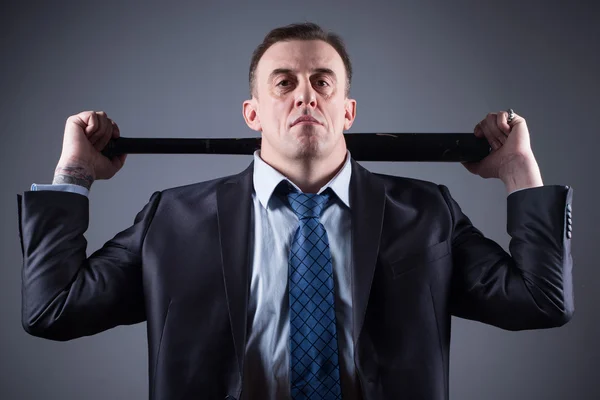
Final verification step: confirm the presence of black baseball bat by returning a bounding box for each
[100,133,491,162]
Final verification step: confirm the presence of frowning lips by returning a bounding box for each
[291,115,322,126]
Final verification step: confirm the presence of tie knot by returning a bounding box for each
[287,192,330,219]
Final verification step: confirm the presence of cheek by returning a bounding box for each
[328,102,346,127]
[258,105,277,129]
[269,102,290,130]
[258,104,288,137]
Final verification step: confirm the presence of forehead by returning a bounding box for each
[257,40,345,77]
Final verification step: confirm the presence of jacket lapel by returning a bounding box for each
[216,162,254,381]
[349,159,386,345]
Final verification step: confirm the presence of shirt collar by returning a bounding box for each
[253,149,352,210]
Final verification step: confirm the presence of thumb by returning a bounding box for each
[461,161,480,175]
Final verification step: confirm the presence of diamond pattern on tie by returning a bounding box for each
[287,191,342,400]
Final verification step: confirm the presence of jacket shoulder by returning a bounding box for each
[152,163,253,205]
[371,171,446,199]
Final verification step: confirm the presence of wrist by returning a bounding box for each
[499,154,543,194]
[54,161,95,190]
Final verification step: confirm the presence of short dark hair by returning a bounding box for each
[248,22,353,98]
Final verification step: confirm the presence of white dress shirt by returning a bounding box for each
[241,150,361,400]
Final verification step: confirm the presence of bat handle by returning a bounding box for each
[102,137,137,158]
[101,138,117,158]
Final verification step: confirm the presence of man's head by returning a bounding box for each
[243,23,357,166]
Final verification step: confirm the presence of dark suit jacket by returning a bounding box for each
[17,159,574,400]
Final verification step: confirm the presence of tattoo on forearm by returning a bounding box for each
[53,165,94,190]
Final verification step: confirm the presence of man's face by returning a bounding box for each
[243,40,356,162]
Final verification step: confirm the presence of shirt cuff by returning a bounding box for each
[31,183,90,197]
[508,187,536,196]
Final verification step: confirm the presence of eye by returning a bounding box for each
[276,80,291,87]
[316,80,329,87]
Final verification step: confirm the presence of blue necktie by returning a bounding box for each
[287,190,342,400]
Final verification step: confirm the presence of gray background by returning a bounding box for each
[1,1,598,399]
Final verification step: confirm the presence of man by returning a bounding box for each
[17,22,574,400]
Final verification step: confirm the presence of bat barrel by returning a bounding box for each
[344,133,490,161]
[101,134,490,162]
[102,137,261,156]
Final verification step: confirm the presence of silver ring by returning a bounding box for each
[507,108,515,124]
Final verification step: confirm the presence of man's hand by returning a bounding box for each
[462,110,543,194]
[53,111,127,190]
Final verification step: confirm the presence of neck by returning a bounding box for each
[260,141,347,193]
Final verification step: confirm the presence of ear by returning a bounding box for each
[243,98,262,132]
[343,98,357,130]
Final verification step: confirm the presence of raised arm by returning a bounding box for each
[18,110,151,341]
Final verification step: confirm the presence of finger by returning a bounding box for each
[111,121,121,138]
[83,111,99,136]
[481,118,503,151]
[497,111,511,136]
[473,122,485,138]
[96,118,116,151]
[111,153,127,170]
[507,110,525,127]
[88,111,106,144]
[91,111,111,147]
[486,113,507,145]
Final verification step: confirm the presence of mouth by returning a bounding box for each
[292,115,322,127]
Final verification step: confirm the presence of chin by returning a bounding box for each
[293,133,325,159]
[295,147,321,160]
[290,124,322,148]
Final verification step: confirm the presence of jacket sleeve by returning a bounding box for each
[17,189,161,341]
[441,184,574,330]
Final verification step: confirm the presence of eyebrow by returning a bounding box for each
[268,68,337,82]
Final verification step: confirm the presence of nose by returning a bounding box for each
[294,79,317,109]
